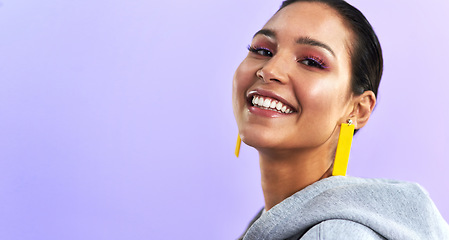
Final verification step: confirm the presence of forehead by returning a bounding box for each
[263,2,353,56]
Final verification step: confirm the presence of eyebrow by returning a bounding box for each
[296,36,335,57]
[253,29,336,57]
[253,29,276,39]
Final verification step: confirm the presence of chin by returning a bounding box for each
[239,128,287,150]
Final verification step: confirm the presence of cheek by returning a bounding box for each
[234,59,255,85]
[232,60,256,103]
[292,80,348,145]
[298,77,349,119]
[232,60,251,117]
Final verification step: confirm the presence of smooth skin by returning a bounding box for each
[232,2,376,210]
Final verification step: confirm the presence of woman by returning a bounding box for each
[233,0,449,239]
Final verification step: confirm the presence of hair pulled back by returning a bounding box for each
[279,0,383,98]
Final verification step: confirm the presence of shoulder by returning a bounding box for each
[290,177,449,239]
[299,220,385,240]
[299,177,449,239]
[241,177,449,240]
[310,176,432,208]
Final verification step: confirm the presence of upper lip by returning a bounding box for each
[246,89,297,112]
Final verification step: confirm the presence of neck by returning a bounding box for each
[259,148,333,211]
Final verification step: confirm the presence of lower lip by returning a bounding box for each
[248,105,292,118]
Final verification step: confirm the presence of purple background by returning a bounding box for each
[1,0,448,239]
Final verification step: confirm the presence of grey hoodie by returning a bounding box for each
[240,176,449,240]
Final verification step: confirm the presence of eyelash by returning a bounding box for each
[247,45,273,57]
[247,45,328,70]
[299,56,328,69]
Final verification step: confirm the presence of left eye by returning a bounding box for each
[299,57,327,69]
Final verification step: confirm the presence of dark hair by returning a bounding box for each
[279,0,383,99]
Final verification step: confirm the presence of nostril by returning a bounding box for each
[256,68,284,84]
[256,69,263,80]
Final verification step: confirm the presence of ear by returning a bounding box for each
[350,91,376,129]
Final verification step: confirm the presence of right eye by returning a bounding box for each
[247,45,273,57]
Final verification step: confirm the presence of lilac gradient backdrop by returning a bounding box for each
[0,0,448,239]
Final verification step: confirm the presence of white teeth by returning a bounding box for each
[281,106,287,113]
[257,97,265,107]
[276,102,282,110]
[251,95,293,114]
[263,99,271,108]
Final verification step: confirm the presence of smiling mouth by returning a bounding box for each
[250,95,294,114]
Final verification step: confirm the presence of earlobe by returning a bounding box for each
[351,91,376,129]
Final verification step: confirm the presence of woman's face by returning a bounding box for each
[233,2,356,152]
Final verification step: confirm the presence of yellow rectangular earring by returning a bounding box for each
[332,119,355,176]
[235,133,241,158]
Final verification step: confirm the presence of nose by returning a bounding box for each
[256,54,289,84]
